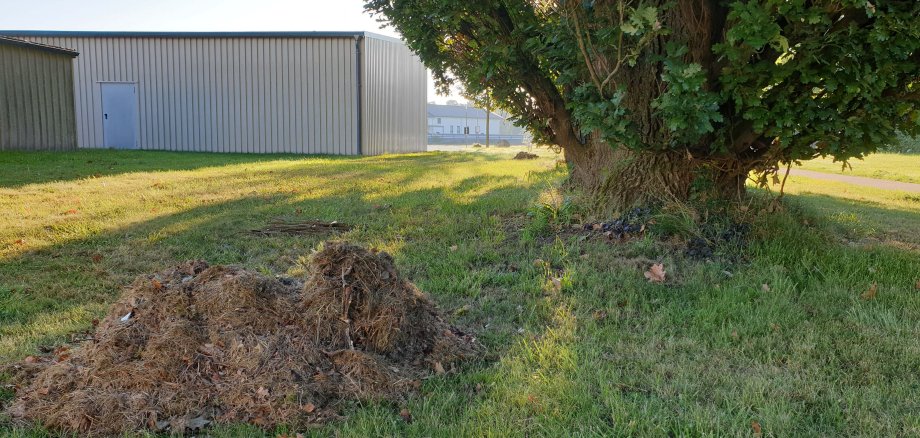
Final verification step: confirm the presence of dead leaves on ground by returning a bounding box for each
[399,408,413,423]
[644,263,666,283]
[861,283,878,300]
[752,420,763,437]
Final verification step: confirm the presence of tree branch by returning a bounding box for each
[571,9,605,98]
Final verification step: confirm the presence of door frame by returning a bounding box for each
[98,81,139,149]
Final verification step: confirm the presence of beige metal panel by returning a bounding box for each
[20,35,359,154]
[0,44,77,151]
[361,35,427,155]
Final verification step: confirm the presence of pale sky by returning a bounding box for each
[0,0,465,104]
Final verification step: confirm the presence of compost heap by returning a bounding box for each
[4,243,479,436]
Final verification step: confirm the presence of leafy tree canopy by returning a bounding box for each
[367,0,920,206]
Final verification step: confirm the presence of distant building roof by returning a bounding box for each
[0,30,403,44]
[0,35,79,57]
[428,104,504,120]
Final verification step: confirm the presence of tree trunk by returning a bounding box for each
[562,137,748,212]
[552,0,750,212]
[561,137,688,211]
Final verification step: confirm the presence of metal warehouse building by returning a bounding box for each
[0,36,79,151]
[2,31,427,155]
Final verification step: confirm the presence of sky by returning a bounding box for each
[0,0,466,104]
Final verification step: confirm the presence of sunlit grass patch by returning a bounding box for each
[2,149,919,437]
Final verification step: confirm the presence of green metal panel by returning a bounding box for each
[0,43,77,151]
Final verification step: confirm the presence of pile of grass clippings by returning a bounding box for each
[513,151,539,160]
[4,243,479,436]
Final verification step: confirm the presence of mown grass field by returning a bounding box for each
[797,152,920,184]
[2,148,919,437]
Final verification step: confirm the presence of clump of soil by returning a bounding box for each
[513,151,539,160]
[3,243,478,436]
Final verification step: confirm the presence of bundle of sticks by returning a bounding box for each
[251,219,352,235]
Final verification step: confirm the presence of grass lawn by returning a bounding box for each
[2,149,920,437]
[796,152,920,184]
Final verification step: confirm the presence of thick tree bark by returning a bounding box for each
[561,136,750,211]
[561,137,689,210]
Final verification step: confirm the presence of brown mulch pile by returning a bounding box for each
[3,243,479,436]
[513,151,539,160]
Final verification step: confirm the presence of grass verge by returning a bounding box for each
[2,149,919,437]
[796,152,920,184]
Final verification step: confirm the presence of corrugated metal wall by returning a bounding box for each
[20,36,360,154]
[361,36,428,155]
[0,44,77,151]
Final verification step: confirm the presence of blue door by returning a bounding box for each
[101,83,138,149]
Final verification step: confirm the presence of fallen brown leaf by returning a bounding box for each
[91,254,103,263]
[449,245,458,252]
[302,402,316,413]
[14,239,25,245]
[256,386,270,398]
[915,279,920,290]
[752,420,763,437]
[433,361,446,374]
[550,277,563,292]
[151,279,163,290]
[64,209,78,215]
[861,283,878,300]
[644,263,666,283]
[399,408,412,423]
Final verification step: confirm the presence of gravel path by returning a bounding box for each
[789,169,920,193]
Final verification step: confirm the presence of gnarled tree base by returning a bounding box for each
[562,140,750,213]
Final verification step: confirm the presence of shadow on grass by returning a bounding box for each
[0,151,557,355]
[0,149,515,188]
[12,153,919,436]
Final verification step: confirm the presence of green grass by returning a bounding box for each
[2,149,920,437]
[796,152,920,184]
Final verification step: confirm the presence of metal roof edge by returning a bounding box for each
[361,32,405,45]
[0,35,79,57]
[0,30,405,42]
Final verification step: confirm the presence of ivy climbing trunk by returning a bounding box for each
[550,0,738,210]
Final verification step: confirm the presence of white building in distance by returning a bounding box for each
[427,103,528,145]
